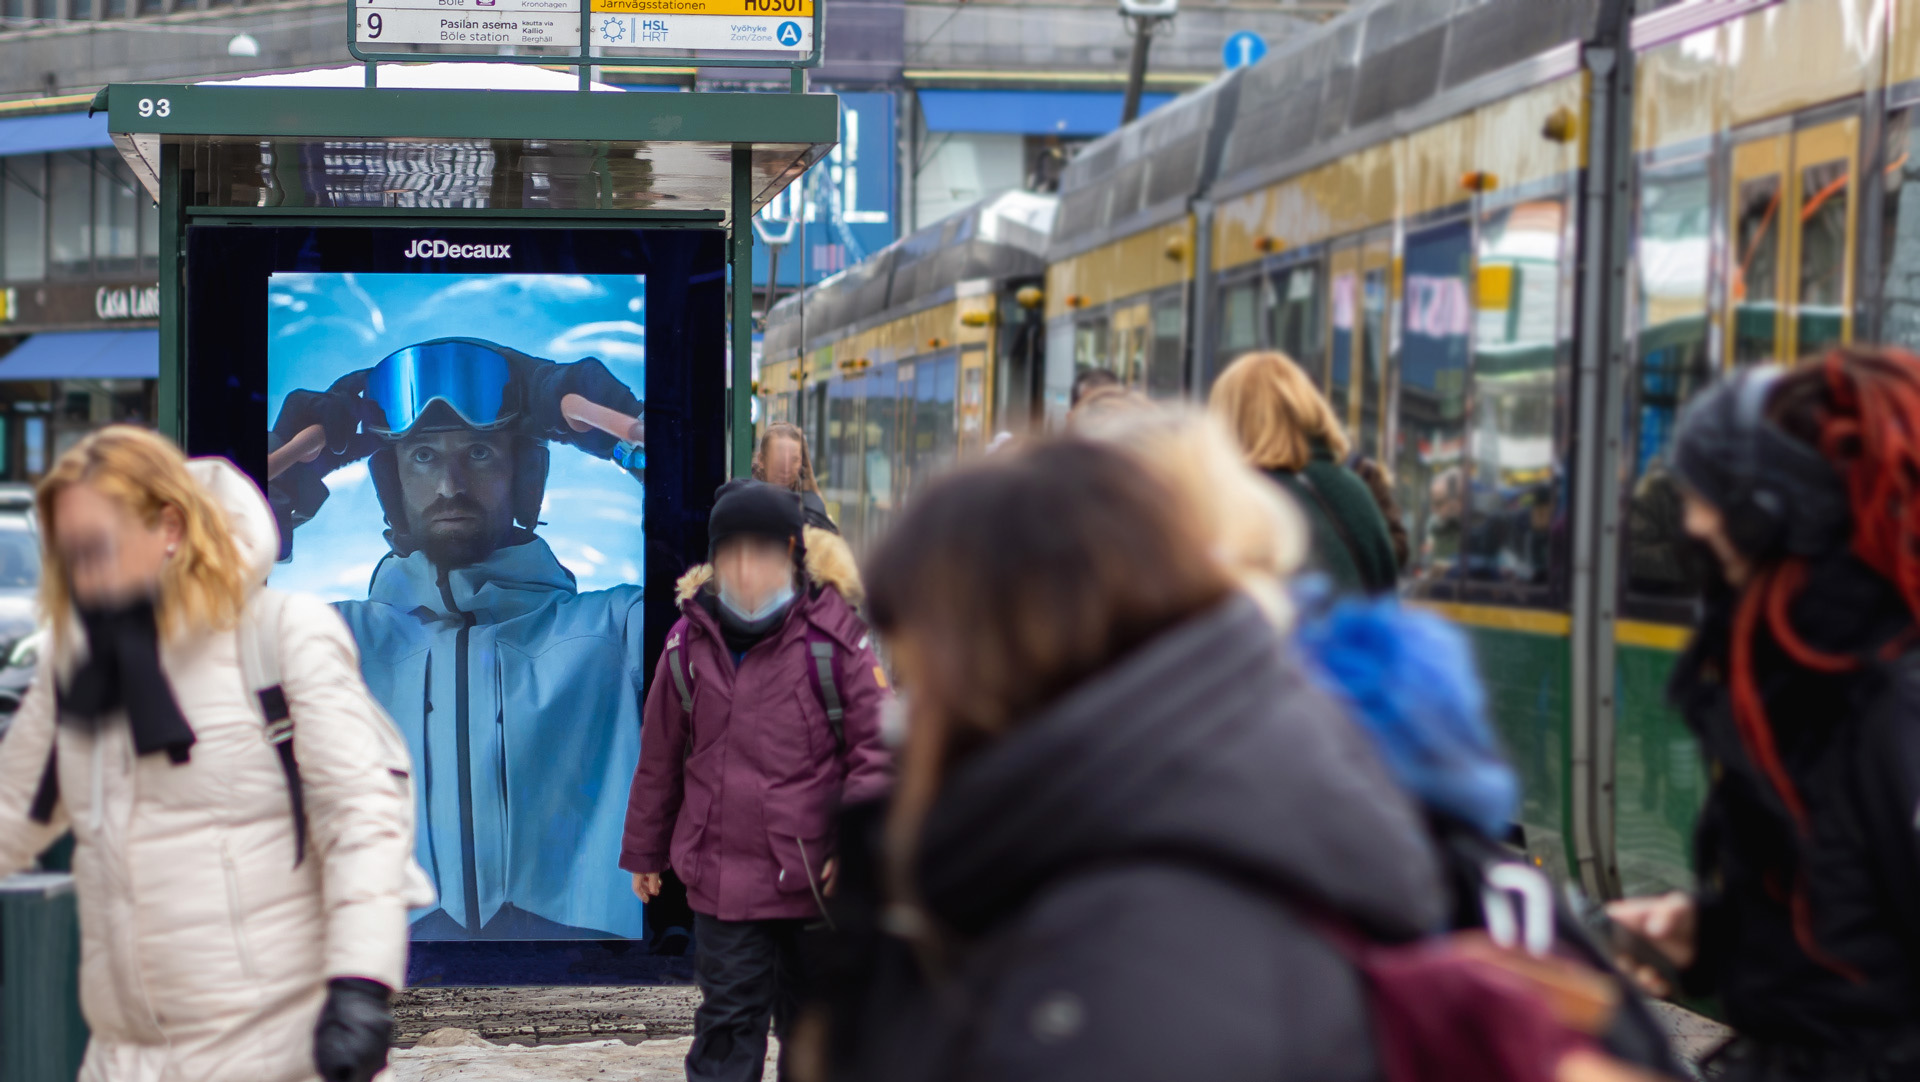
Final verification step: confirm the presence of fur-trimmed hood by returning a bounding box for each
[675,525,863,607]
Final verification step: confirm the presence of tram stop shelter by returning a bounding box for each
[98,73,838,477]
[0,73,848,1012]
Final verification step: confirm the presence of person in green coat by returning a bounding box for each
[1211,351,1400,595]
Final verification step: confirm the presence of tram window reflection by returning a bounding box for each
[1148,293,1184,397]
[1883,108,1920,349]
[865,363,899,540]
[1357,267,1389,462]
[1329,269,1357,426]
[1219,279,1260,368]
[1073,317,1110,374]
[1396,219,1474,590]
[1797,159,1850,354]
[1732,173,1783,364]
[1267,262,1325,373]
[1625,162,1714,601]
[1465,199,1566,589]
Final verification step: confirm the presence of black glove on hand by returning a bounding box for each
[313,977,393,1082]
[518,356,644,459]
[270,369,384,469]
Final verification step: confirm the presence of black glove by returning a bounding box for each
[313,977,392,1082]
[516,355,644,459]
[270,369,385,469]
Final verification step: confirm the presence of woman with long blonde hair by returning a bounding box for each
[0,426,427,1082]
[1211,351,1399,595]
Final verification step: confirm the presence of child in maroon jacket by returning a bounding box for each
[622,480,890,1082]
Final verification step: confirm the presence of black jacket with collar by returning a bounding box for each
[1673,553,1920,1047]
[821,596,1445,1082]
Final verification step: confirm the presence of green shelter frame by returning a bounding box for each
[99,80,840,478]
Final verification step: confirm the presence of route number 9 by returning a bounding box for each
[366,12,383,37]
[136,98,171,118]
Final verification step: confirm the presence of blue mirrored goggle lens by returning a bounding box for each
[364,341,513,435]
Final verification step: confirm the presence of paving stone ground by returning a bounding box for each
[391,985,1731,1080]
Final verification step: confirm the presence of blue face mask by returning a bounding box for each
[719,580,796,625]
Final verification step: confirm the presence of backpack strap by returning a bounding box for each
[1293,469,1369,576]
[806,633,847,755]
[237,590,307,868]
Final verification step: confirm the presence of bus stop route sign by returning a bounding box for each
[351,0,816,67]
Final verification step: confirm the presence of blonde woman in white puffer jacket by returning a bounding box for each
[0,426,432,1082]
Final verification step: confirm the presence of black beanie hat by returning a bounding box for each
[708,479,805,557]
[1671,366,1847,559]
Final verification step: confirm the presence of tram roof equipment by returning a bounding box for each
[766,189,1056,360]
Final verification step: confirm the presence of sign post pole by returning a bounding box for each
[731,145,755,479]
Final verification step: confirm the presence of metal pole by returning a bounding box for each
[731,146,755,478]
[1121,15,1155,124]
[157,141,186,444]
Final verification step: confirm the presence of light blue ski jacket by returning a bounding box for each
[336,535,646,939]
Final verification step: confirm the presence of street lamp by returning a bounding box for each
[1117,0,1176,124]
[226,32,261,57]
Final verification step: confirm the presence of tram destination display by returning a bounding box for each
[353,0,811,54]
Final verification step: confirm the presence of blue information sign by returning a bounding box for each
[753,89,897,290]
[1223,30,1267,70]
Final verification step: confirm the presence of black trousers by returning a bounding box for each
[687,914,810,1082]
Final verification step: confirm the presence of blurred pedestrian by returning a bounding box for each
[754,422,838,534]
[622,480,890,1082]
[1069,365,1121,408]
[1210,351,1398,595]
[1066,384,1150,432]
[830,439,1443,1082]
[0,426,427,1082]
[1609,347,1920,1082]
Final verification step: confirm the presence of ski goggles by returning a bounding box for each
[364,339,517,436]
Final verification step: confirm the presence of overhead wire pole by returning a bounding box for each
[732,146,756,478]
[1118,0,1176,124]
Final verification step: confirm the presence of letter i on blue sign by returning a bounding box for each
[776,19,802,46]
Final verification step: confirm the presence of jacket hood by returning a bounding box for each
[676,525,862,607]
[187,457,278,587]
[915,594,1445,941]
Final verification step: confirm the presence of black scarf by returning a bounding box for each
[59,598,195,764]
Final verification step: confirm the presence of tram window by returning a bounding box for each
[1357,268,1389,461]
[1732,174,1783,364]
[826,378,860,504]
[1147,293,1184,398]
[1396,219,1474,589]
[1219,279,1259,360]
[1883,107,1920,349]
[1625,163,1714,600]
[1329,269,1357,425]
[1268,263,1325,373]
[1465,200,1566,588]
[864,364,899,536]
[1073,318,1110,373]
[1797,159,1850,355]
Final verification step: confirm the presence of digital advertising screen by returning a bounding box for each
[184,225,727,943]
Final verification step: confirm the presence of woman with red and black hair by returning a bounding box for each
[1610,347,1920,1081]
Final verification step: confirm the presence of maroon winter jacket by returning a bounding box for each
[621,527,892,921]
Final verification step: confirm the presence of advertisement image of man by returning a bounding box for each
[269,337,649,940]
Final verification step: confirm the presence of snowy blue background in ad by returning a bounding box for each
[265,272,647,601]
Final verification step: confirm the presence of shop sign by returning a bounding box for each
[95,285,162,321]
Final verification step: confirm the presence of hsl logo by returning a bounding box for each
[403,239,513,259]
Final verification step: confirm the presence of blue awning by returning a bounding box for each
[917,89,1174,136]
[0,330,159,381]
[0,111,112,157]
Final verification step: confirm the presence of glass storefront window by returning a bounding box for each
[96,155,142,275]
[48,151,93,278]
[4,156,45,282]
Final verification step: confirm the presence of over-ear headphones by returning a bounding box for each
[1719,367,1790,559]
[1691,365,1849,563]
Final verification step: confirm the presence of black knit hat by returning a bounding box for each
[708,479,805,557]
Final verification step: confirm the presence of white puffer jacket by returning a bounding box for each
[0,458,429,1082]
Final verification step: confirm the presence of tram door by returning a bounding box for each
[1726,116,1859,366]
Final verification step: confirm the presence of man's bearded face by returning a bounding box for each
[397,428,518,568]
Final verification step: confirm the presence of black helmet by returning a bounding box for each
[1671,365,1848,560]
